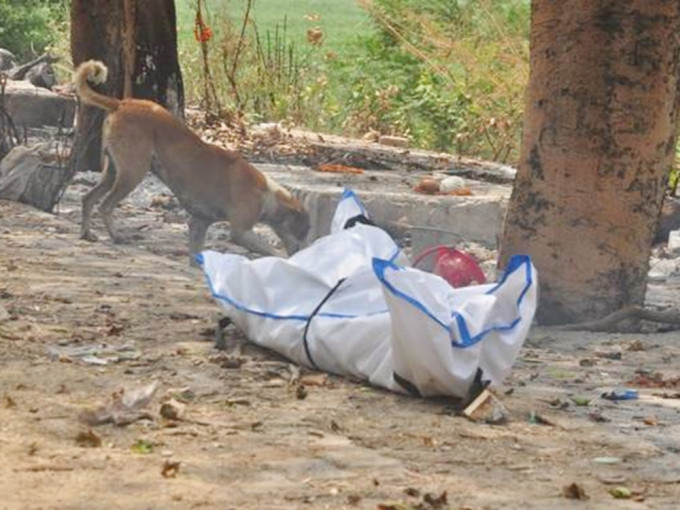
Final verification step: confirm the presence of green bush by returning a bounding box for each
[0,0,64,61]
[339,0,530,162]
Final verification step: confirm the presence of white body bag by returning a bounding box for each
[198,190,538,398]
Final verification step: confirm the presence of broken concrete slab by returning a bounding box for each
[258,163,509,247]
[0,144,70,212]
[2,80,75,129]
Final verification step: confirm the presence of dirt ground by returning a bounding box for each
[2,186,680,510]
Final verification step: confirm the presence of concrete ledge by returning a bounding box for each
[257,164,509,247]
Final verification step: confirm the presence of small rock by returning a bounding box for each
[160,399,186,421]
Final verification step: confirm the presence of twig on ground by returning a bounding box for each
[556,305,680,332]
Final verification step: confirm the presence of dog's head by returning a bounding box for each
[268,191,311,255]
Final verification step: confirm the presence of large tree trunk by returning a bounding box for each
[70,0,184,175]
[499,1,680,325]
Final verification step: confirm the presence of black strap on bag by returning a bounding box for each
[302,278,347,370]
[343,214,375,230]
[393,372,422,398]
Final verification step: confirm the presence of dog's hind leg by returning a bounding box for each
[80,155,115,242]
[188,215,212,267]
[98,149,151,244]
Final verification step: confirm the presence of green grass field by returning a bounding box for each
[175,0,372,61]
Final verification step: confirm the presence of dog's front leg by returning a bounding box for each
[188,216,211,267]
[230,228,285,257]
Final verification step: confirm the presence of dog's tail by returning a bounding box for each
[73,60,120,112]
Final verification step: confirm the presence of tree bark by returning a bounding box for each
[499,1,680,324]
[70,0,184,175]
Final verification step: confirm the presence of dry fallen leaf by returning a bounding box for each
[162,460,181,479]
[75,429,102,448]
[3,393,16,409]
[562,482,589,500]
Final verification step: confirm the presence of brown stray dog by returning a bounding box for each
[73,60,310,263]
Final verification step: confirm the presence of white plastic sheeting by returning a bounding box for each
[198,189,538,398]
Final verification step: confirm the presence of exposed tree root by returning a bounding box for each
[556,305,680,332]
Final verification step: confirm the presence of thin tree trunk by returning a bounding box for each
[500,1,680,324]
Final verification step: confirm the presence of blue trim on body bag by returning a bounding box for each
[198,252,391,321]
[341,188,368,217]
[372,255,534,349]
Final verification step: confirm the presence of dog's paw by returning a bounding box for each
[80,231,99,242]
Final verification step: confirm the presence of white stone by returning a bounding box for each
[668,230,680,254]
[439,175,466,192]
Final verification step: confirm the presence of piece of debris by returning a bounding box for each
[423,491,448,509]
[609,486,632,499]
[306,26,323,46]
[588,411,611,423]
[3,393,16,409]
[131,439,154,454]
[629,370,680,389]
[570,396,591,406]
[315,163,364,175]
[378,490,448,510]
[413,177,440,195]
[80,381,158,426]
[442,187,473,196]
[562,482,588,500]
[598,474,628,485]
[160,399,186,421]
[462,389,508,424]
[592,457,623,465]
[295,384,308,400]
[346,494,362,506]
[162,460,181,478]
[46,343,141,365]
[75,429,102,448]
[527,411,556,426]
[626,340,646,352]
[170,387,196,403]
[642,416,659,426]
[300,373,328,386]
[653,391,680,399]
[0,304,10,323]
[601,389,638,401]
[596,351,622,360]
